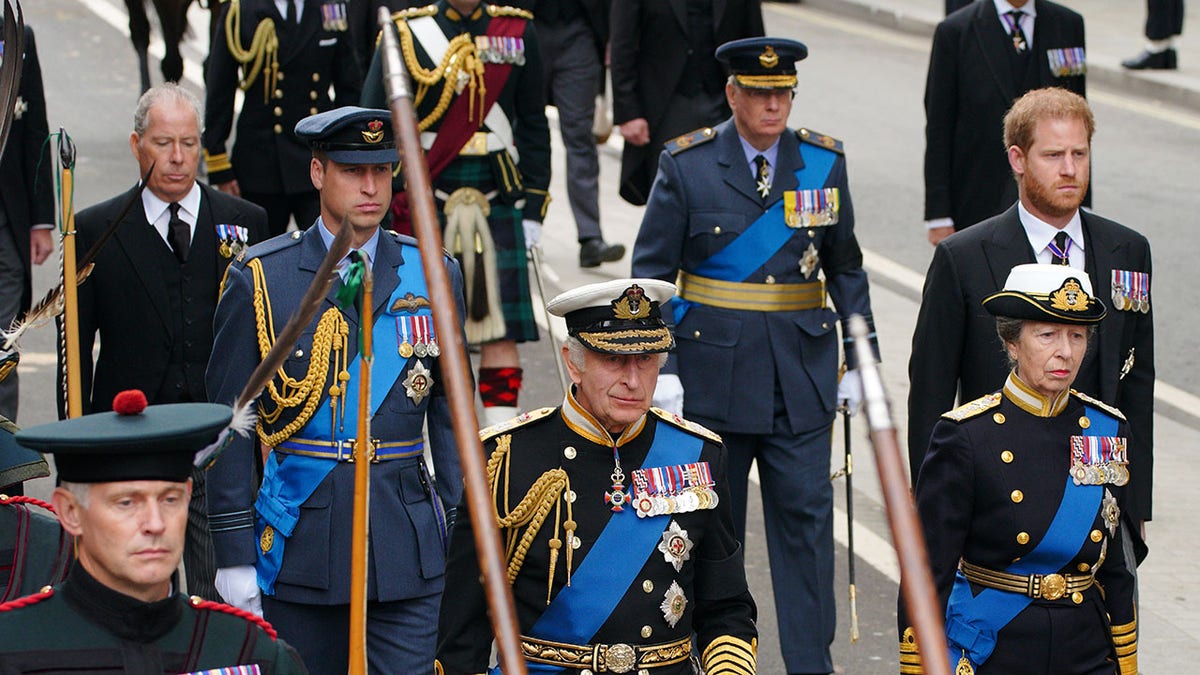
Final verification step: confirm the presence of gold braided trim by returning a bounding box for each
[676,271,825,312]
[702,635,757,675]
[734,74,798,89]
[899,626,923,673]
[392,18,485,130]
[204,150,233,174]
[247,258,349,447]
[1117,652,1137,675]
[520,635,691,670]
[224,0,280,104]
[524,187,551,219]
[487,434,575,604]
[486,4,533,19]
[575,328,674,353]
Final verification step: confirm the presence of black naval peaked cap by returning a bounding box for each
[15,390,233,484]
[716,37,808,89]
[295,106,400,164]
[983,263,1107,325]
[547,279,677,355]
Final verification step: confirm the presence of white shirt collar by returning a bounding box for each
[317,217,381,270]
[274,0,303,21]
[738,134,781,173]
[142,182,201,233]
[1018,201,1085,267]
[994,0,1036,44]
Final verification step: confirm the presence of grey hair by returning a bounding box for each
[995,316,1097,368]
[133,82,202,137]
[61,481,92,508]
[564,335,668,369]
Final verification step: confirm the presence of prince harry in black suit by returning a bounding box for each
[57,84,268,599]
[908,89,1155,531]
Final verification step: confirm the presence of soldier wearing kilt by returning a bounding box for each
[362,0,551,426]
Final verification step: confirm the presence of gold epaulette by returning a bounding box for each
[1072,390,1127,421]
[701,635,757,675]
[941,392,1002,422]
[391,4,437,23]
[797,127,845,155]
[665,127,716,156]
[486,4,533,19]
[1112,615,1137,675]
[650,407,722,444]
[480,406,556,441]
[899,627,922,674]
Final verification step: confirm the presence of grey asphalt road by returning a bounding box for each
[12,0,1200,672]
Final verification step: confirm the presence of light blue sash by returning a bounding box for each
[673,143,836,323]
[944,405,1116,670]
[255,244,431,593]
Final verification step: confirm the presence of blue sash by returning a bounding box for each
[944,405,1116,670]
[494,422,702,674]
[673,143,836,324]
[254,245,431,593]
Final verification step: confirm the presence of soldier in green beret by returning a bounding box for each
[0,393,306,674]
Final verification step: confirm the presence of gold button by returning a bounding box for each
[1016,532,1029,545]
[1079,416,1091,429]
[639,670,650,675]
[993,413,1006,424]
[293,349,304,358]
[1072,592,1084,604]
[274,89,284,99]
[808,230,815,238]
[274,106,283,116]
[276,71,284,81]
[1090,529,1103,542]
[641,625,652,639]
[1077,563,1090,572]
[693,330,701,339]
[310,107,319,115]
[571,536,581,550]
[822,322,829,329]
[765,275,776,284]
[312,73,320,82]
[563,447,576,460]
[582,670,592,675]
[291,231,302,240]
[310,90,319,100]
[1010,490,1023,503]
[1001,450,1014,463]
[642,579,654,593]
[713,226,722,235]
[273,124,283,133]
[565,490,576,503]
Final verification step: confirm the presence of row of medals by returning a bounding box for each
[218,238,245,259]
[635,487,719,518]
[399,338,439,359]
[1112,289,1149,314]
[1070,460,1129,487]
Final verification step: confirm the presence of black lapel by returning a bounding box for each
[981,206,1036,289]
[668,0,688,36]
[113,190,173,333]
[1081,212,1125,401]
[280,0,323,64]
[712,0,727,33]
[717,121,765,206]
[974,1,1017,102]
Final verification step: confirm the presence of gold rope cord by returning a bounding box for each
[488,434,576,604]
[224,0,280,103]
[248,258,349,446]
[394,19,486,130]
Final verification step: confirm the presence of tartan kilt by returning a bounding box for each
[434,157,539,343]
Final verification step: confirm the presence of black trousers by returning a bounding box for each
[1145,0,1185,40]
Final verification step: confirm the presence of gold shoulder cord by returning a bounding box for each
[247,258,350,446]
[487,434,576,605]
[224,0,280,104]
[393,19,486,130]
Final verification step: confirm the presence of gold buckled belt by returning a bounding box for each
[960,560,1094,601]
[275,437,424,463]
[520,635,691,673]
[676,270,825,312]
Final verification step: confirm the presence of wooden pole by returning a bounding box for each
[376,9,527,674]
[59,131,82,419]
[847,314,951,675]
[349,261,374,674]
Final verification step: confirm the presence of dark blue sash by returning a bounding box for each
[254,244,431,593]
[944,405,1116,670]
[506,422,702,673]
[673,143,836,323]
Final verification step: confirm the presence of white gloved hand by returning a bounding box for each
[838,369,863,416]
[653,374,685,417]
[215,565,263,616]
[522,219,542,250]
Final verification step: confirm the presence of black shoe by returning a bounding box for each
[579,239,626,268]
[1121,48,1177,70]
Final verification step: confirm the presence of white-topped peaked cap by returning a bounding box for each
[547,279,677,354]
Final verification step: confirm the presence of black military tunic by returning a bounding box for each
[437,396,758,674]
[899,376,1137,675]
[0,565,307,673]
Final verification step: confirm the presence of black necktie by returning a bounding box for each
[1051,231,1070,266]
[166,202,190,263]
[753,155,770,200]
[1006,10,1028,53]
[285,0,296,26]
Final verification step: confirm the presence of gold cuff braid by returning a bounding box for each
[1112,615,1137,675]
[702,635,757,675]
[899,626,923,674]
